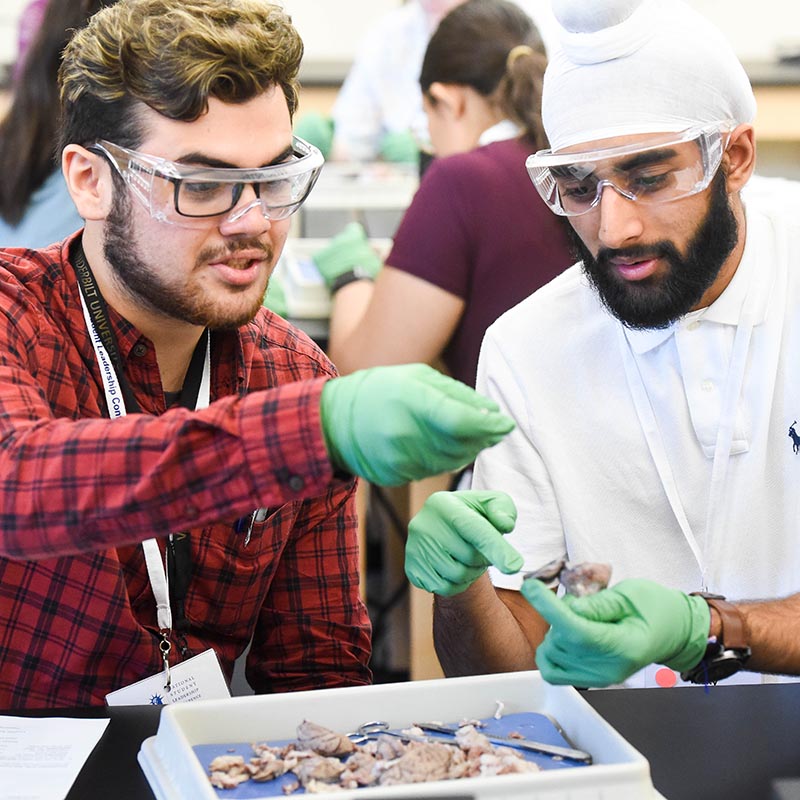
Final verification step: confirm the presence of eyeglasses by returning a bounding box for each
[90,136,323,227]
[525,122,733,217]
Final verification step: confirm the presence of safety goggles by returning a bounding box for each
[525,122,733,217]
[90,136,323,227]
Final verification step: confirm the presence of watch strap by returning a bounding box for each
[329,267,375,294]
[690,592,748,649]
[682,593,751,684]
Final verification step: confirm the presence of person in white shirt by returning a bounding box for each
[404,0,800,688]
[329,0,559,163]
[330,0,462,163]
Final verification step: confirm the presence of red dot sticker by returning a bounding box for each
[655,667,678,688]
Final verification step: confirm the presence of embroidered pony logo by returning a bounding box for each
[789,421,800,454]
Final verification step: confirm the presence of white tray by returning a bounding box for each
[138,670,659,799]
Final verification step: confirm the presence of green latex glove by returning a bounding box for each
[521,578,711,687]
[262,272,288,318]
[405,490,523,596]
[312,222,383,288]
[320,363,515,486]
[379,130,420,164]
[294,112,334,160]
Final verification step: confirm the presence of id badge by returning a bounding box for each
[105,648,231,706]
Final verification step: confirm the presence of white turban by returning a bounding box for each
[542,0,757,151]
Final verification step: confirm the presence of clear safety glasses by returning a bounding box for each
[525,122,733,217]
[90,136,324,227]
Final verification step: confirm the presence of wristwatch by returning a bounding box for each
[329,266,375,294]
[680,592,751,684]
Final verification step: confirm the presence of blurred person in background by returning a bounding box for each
[326,0,465,164]
[0,0,111,247]
[12,0,47,80]
[317,0,573,394]
[293,0,558,165]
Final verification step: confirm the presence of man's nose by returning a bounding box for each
[219,185,272,236]
[596,183,644,250]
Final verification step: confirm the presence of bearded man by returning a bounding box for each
[404,0,800,689]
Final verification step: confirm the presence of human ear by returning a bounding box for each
[722,124,756,194]
[425,82,467,120]
[62,144,114,220]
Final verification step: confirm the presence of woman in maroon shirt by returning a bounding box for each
[324,0,574,388]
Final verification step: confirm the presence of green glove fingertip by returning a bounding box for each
[335,221,368,249]
[482,495,517,533]
[520,577,576,628]
[430,397,515,444]
[473,528,522,575]
[481,410,516,438]
[520,577,552,609]
[497,548,524,574]
[461,488,514,520]
[495,511,517,532]
[499,413,516,433]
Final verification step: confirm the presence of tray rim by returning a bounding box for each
[137,670,656,800]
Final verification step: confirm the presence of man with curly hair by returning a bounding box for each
[0,0,513,707]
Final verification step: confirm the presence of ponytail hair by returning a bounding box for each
[498,43,548,149]
[419,0,548,148]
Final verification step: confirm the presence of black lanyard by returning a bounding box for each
[73,241,209,414]
[74,239,208,639]
[74,243,141,414]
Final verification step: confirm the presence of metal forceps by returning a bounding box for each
[348,720,457,747]
[414,721,593,763]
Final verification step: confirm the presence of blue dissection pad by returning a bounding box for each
[194,712,590,798]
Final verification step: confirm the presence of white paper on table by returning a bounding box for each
[0,715,109,800]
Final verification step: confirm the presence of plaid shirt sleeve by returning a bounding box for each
[0,275,339,560]
[0,244,371,706]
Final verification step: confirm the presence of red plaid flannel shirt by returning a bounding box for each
[0,234,371,708]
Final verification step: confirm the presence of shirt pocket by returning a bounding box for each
[186,504,299,631]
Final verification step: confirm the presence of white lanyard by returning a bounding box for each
[621,282,760,591]
[79,289,210,684]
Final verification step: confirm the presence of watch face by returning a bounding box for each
[681,648,750,685]
[703,654,745,683]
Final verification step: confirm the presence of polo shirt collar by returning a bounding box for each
[622,204,769,354]
[478,119,521,146]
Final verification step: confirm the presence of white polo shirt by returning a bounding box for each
[474,198,800,685]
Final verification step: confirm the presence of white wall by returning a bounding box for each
[0,1,798,74]
[0,1,404,75]
[0,0,403,84]
[690,0,800,62]
[282,0,800,68]
[0,0,31,70]
[281,0,401,66]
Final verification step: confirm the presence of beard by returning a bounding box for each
[103,188,272,330]
[570,172,739,330]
